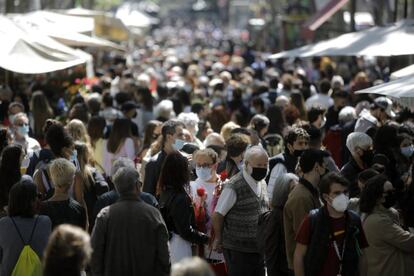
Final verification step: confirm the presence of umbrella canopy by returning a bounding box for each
[21,10,94,34]
[11,12,125,51]
[116,3,159,28]
[390,64,414,80]
[269,20,414,59]
[59,8,130,42]
[355,75,414,110]
[0,16,91,75]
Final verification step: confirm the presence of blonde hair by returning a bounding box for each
[66,119,91,144]
[193,148,218,164]
[220,121,240,141]
[49,158,76,189]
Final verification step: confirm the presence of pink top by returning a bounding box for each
[102,138,136,176]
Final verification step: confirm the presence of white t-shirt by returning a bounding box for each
[102,138,136,176]
[305,94,334,110]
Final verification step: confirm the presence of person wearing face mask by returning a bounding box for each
[267,127,309,197]
[11,112,40,155]
[341,132,373,198]
[212,146,269,276]
[190,148,226,266]
[283,149,325,273]
[143,119,186,196]
[360,175,414,276]
[294,172,368,276]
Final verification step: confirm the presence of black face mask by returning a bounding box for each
[250,167,268,181]
[361,149,374,167]
[383,191,397,209]
[293,149,304,158]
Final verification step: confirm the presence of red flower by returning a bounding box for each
[197,187,206,197]
[220,170,228,181]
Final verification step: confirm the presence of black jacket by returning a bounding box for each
[159,188,208,245]
[143,150,167,196]
[304,207,362,276]
[340,156,363,198]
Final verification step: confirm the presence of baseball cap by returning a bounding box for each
[373,97,395,118]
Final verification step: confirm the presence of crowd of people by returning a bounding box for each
[0,22,414,276]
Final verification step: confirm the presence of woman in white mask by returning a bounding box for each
[190,148,225,264]
[11,112,40,154]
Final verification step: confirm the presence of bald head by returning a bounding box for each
[244,145,268,169]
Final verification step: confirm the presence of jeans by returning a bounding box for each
[223,249,265,276]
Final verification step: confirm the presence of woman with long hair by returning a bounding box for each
[0,144,23,213]
[290,91,307,121]
[66,119,91,145]
[102,118,136,176]
[30,91,54,142]
[360,175,414,276]
[0,179,51,275]
[266,105,286,135]
[158,152,208,264]
[139,120,162,160]
[137,86,155,131]
[74,142,108,230]
[87,116,107,173]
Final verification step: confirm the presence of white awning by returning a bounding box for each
[355,75,414,110]
[0,16,92,75]
[390,64,414,80]
[11,12,125,50]
[269,20,414,59]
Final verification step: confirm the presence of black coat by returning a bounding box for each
[143,150,167,196]
[159,188,208,245]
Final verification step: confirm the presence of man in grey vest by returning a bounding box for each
[212,146,269,276]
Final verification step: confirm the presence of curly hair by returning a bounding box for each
[359,174,388,214]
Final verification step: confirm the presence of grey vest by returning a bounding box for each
[222,173,269,253]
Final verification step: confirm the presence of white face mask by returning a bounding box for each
[196,166,212,181]
[330,193,349,213]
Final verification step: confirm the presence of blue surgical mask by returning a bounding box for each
[173,139,186,151]
[196,166,212,181]
[401,145,414,158]
[17,124,29,137]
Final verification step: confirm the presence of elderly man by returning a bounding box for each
[341,132,373,197]
[93,157,157,223]
[91,167,170,276]
[212,146,269,276]
[11,112,40,154]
